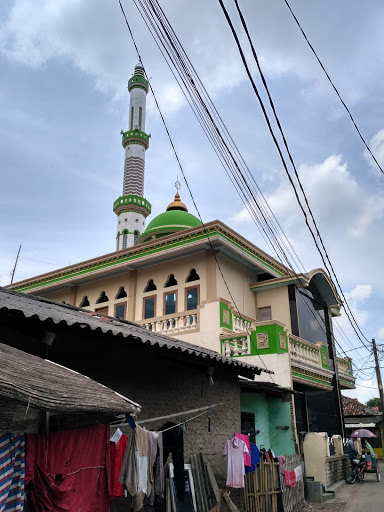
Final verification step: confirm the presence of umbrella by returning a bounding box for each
[350,428,377,438]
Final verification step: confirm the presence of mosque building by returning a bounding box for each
[9,64,355,446]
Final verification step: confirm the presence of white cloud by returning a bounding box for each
[230,154,384,240]
[343,379,379,405]
[364,128,384,171]
[377,327,384,340]
[345,285,372,304]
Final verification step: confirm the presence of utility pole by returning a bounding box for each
[10,245,21,284]
[372,338,384,447]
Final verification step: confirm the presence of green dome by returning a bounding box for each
[138,209,202,244]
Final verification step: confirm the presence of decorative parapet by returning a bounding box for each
[233,315,252,333]
[122,129,150,149]
[139,311,198,335]
[337,356,355,389]
[289,335,324,367]
[221,335,249,357]
[113,195,151,217]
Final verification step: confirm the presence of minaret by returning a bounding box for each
[113,63,151,250]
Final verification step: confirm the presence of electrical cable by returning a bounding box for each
[219,0,371,349]
[282,0,384,176]
[117,0,276,381]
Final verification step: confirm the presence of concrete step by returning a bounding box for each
[322,491,335,502]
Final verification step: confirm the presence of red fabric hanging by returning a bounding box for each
[25,424,111,512]
[110,434,128,497]
[284,469,297,488]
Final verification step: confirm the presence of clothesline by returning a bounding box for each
[111,403,223,428]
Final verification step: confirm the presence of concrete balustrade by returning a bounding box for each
[142,312,198,334]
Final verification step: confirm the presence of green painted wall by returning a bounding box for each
[249,324,288,356]
[241,392,295,456]
[220,301,233,330]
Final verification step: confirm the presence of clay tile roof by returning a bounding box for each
[342,395,380,417]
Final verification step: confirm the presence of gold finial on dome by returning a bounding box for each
[166,187,188,212]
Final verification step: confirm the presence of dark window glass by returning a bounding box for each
[165,292,176,315]
[115,304,126,319]
[296,289,327,344]
[186,287,198,310]
[144,297,155,319]
[134,231,139,245]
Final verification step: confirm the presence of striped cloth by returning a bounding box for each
[0,433,25,511]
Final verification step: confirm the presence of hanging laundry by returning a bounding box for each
[148,431,164,504]
[234,432,251,466]
[284,469,297,488]
[223,437,250,488]
[0,433,25,512]
[25,424,110,512]
[110,428,129,498]
[119,425,153,512]
[245,443,261,474]
[294,466,303,481]
[159,422,185,500]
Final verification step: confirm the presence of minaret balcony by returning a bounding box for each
[122,129,150,150]
[128,75,149,93]
[113,195,151,217]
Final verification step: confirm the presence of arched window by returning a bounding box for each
[186,268,200,282]
[144,279,157,292]
[115,286,127,299]
[122,230,128,249]
[134,230,139,245]
[165,274,178,287]
[79,296,90,307]
[139,107,142,130]
[96,291,109,304]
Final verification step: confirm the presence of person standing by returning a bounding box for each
[348,436,358,468]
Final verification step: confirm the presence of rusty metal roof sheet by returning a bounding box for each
[0,287,272,375]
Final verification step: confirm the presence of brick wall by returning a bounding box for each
[325,455,348,488]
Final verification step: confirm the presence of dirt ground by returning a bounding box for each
[301,501,346,512]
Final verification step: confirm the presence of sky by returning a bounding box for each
[1,0,384,404]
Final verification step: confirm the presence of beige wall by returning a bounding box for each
[176,301,222,352]
[215,253,258,319]
[136,253,206,321]
[256,287,291,331]
[238,353,293,388]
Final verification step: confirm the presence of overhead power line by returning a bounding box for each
[282,0,384,176]
[118,0,368,363]
[218,0,370,349]
[116,0,276,381]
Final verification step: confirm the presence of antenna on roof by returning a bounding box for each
[10,245,21,284]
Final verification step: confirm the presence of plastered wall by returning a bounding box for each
[256,287,291,331]
[215,253,258,319]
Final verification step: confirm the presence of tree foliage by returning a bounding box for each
[366,397,382,411]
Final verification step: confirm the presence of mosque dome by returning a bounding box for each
[137,192,201,244]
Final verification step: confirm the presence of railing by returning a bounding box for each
[337,357,353,375]
[233,315,252,333]
[142,312,198,334]
[222,336,249,357]
[289,336,322,366]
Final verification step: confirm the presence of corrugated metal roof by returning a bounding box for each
[0,342,139,415]
[0,287,272,375]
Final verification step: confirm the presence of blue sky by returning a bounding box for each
[1,0,384,402]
